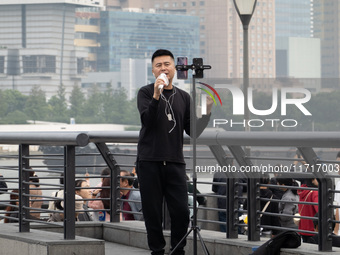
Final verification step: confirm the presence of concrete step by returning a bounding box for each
[105,241,150,254]
[0,223,104,255]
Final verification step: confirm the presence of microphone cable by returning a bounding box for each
[160,87,177,133]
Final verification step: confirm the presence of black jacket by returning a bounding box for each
[244,188,281,235]
[0,175,7,193]
[137,84,210,163]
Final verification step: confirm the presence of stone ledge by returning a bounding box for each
[0,224,105,255]
[103,221,340,255]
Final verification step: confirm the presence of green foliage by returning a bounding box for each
[0,110,28,124]
[24,86,49,123]
[69,84,85,122]
[0,85,336,131]
[46,84,69,122]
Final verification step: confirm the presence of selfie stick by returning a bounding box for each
[170,59,211,255]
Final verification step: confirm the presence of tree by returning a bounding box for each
[47,84,68,122]
[24,86,48,123]
[80,85,105,123]
[1,110,28,124]
[0,90,8,118]
[69,84,85,122]
[110,88,130,124]
[3,89,27,115]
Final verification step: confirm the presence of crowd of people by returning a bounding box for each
[0,152,340,252]
[210,151,340,248]
[1,48,340,254]
[0,167,143,224]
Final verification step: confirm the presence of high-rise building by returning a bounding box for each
[314,0,340,79]
[97,10,200,72]
[275,0,319,81]
[75,7,102,72]
[140,0,276,79]
[276,0,313,38]
[0,0,103,99]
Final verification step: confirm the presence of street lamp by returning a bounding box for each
[233,0,257,133]
[233,0,258,242]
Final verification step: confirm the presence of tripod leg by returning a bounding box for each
[196,228,210,255]
[169,228,193,255]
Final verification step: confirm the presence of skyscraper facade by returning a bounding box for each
[276,0,313,38]
[97,10,200,72]
[314,0,340,78]
[141,0,276,79]
[0,0,103,99]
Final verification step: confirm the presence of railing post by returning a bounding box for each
[299,147,333,251]
[228,145,260,241]
[19,144,30,232]
[247,178,260,241]
[95,142,121,222]
[209,145,239,238]
[318,178,333,251]
[227,178,239,238]
[64,145,76,239]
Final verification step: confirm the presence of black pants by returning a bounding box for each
[137,161,189,255]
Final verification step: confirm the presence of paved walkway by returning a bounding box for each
[105,241,150,255]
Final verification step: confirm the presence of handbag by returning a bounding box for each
[244,195,273,225]
[294,191,312,226]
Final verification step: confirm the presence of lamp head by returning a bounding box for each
[233,0,257,28]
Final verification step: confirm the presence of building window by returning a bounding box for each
[0,56,4,73]
[23,55,56,74]
[200,1,205,6]
[77,58,85,74]
[192,2,196,6]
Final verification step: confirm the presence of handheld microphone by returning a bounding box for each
[157,73,169,91]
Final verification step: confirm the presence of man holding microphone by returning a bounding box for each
[136,49,212,255]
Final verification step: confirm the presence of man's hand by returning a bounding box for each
[206,95,214,115]
[153,76,167,100]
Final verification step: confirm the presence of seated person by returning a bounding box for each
[75,179,93,221]
[48,193,83,222]
[306,213,340,247]
[0,174,8,194]
[88,177,111,221]
[244,174,281,237]
[120,170,142,220]
[4,189,19,223]
[29,171,43,219]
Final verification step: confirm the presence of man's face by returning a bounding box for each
[152,55,176,83]
[119,172,128,188]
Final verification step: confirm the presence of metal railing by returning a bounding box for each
[0,130,339,252]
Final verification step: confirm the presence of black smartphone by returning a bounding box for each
[177,56,188,79]
[193,58,203,78]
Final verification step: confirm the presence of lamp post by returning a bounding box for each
[233,0,257,133]
[233,0,258,242]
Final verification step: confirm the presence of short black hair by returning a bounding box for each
[277,177,293,186]
[120,170,135,186]
[152,49,174,63]
[101,167,110,177]
[260,173,270,184]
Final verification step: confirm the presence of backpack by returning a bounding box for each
[252,231,301,255]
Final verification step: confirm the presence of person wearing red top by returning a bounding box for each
[120,170,142,221]
[298,178,319,243]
